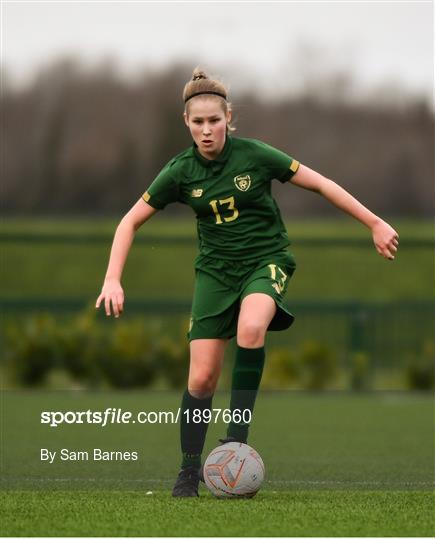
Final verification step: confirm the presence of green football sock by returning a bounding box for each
[227,345,265,443]
[180,389,213,468]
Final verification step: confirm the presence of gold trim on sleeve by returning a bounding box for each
[289,160,300,173]
[142,191,151,202]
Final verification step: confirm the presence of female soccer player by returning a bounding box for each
[96,68,399,497]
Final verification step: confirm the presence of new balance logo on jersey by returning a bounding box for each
[234,174,251,192]
[191,189,203,197]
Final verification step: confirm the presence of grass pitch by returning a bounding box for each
[1,217,433,301]
[1,489,434,536]
[1,391,433,536]
[1,218,434,535]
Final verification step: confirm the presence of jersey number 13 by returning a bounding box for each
[209,196,239,224]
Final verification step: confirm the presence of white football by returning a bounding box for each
[203,442,265,498]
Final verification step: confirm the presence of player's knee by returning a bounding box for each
[188,371,216,398]
[237,321,266,348]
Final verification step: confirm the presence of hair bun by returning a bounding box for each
[192,69,208,82]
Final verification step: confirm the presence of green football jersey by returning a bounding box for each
[142,136,300,260]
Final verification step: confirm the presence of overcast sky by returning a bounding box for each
[1,1,433,102]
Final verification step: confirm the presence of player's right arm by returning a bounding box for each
[96,199,158,317]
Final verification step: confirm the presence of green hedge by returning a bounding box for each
[2,309,189,389]
[2,310,433,391]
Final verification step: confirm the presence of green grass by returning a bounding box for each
[1,391,434,536]
[1,218,434,534]
[1,218,433,391]
[2,392,433,486]
[1,490,433,536]
[1,217,434,301]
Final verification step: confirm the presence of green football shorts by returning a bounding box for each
[188,249,296,341]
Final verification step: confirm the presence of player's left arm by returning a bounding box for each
[290,164,399,260]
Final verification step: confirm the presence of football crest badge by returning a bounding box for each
[234,174,251,192]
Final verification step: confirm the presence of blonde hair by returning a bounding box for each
[183,67,235,132]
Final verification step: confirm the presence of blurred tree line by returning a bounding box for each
[1,59,433,217]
